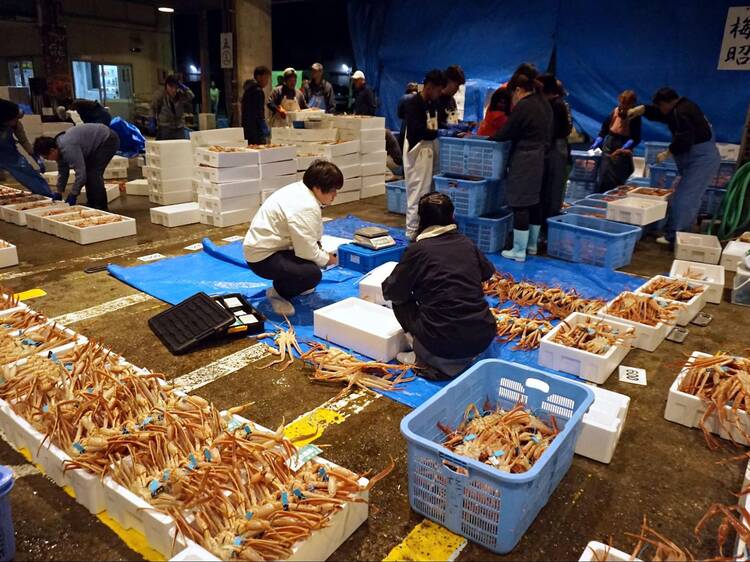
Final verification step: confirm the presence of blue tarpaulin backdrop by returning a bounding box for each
[348,0,749,144]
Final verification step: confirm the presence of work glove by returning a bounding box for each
[656,150,671,163]
[627,105,646,119]
[65,194,77,206]
[622,139,635,151]
[51,192,63,202]
[277,107,287,118]
[589,136,603,151]
[35,156,46,173]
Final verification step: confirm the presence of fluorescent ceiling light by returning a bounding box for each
[158,7,174,13]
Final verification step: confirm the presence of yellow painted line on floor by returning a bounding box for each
[14,288,46,300]
[282,388,381,446]
[15,446,164,561]
[383,520,467,561]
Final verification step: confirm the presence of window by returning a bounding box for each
[8,61,34,88]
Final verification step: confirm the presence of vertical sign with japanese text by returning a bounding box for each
[220,32,233,69]
[719,6,750,70]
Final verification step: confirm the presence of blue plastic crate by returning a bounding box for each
[649,164,681,188]
[569,150,601,181]
[564,205,607,219]
[401,359,594,554]
[565,180,597,202]
[644,141,675,170]
[386,181,406,214]
[699,187,726,217]
[625,177,651,187]
[546,214,642,269]
[710,160,736,188]
[438,137,510,180]
[434,174,504,217]
[337,243,406,273]
[577,196,607,209]
[455,210,513,253]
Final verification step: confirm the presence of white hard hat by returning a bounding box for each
[352,70,365,80]
[283,67,296,78]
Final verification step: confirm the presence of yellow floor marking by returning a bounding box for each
[14,288,46,300]
[283,408,345,446]
[384,520,467,561]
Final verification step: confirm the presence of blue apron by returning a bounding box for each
[0,126,52,196]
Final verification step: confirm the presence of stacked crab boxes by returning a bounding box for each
[189,127,247,200]
[296,139,362,204]
[144,140,194,205]
[103,155,128,180]
[335,115,388,201]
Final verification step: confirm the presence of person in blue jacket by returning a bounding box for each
[629,88,721,246]
[0,99,53,197]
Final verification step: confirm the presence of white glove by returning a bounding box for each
[656,150,671,163]
[627,105,646,119]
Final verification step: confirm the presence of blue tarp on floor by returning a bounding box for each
[109,216,643,408]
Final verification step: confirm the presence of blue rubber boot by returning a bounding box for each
[527,224,541,255]
[501,229,529,262]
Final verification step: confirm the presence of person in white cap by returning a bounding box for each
[351,70,377,116]
[267,67,307,127]
[302,63,336,113]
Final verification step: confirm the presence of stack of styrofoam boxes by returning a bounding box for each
[335,115,387,200]
[189,127,249,201]
[721,240,750,272]
[271,126,328,190]
[575,385,630,464]
[296,139,361,205]
[145,140,194,205]
[194,145,266,228]
[104,155,129,180]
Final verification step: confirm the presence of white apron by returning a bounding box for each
[403,111,439,239]
[270,97,301,128]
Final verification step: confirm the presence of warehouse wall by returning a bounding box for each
[235,0,273,86]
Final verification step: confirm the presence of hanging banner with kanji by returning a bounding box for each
[719,5,750,70]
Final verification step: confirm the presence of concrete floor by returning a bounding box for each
[0,186,747,561]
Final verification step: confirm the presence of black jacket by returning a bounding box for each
[599,110,642,148]
[353,86,377,116]
[382,230,496,359]
[241,80,267,144]
[644,97,712,155]
[403,93,438,150]
[436,94,458,128]
[549,96,572,141]
[492,92,553,149]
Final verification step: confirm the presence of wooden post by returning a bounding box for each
[199,9,210,114]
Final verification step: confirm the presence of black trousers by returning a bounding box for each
[247,250,322,300]
[84,131,120,211]
[511,204,543,230]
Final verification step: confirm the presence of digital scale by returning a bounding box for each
[353,226,396,251]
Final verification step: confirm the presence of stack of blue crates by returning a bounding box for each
[565,150,601,202]
[435,137,512,253]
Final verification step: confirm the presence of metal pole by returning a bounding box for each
[199,9,210,113]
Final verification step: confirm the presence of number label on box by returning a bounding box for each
[618,365,647,386]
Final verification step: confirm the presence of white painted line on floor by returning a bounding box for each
[10,464,39,479]
[51,293,153,325]
[173,342,270,393]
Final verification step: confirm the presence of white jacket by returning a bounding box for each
[243,181,329,267]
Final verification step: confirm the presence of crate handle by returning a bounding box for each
[439,452,469,478]
[524,377,550,394]
[448,181,458,188]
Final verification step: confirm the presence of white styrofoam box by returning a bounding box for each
[248,144,297,164]
[148,177,193,193]
[312,140,361,158]
[199,207,256,227]
[197,164,259,183]
[539,313,632,384]
[338,163,362,179]
[361,161,387,177]
[669,259,725,304]
[333,115,386,130]
[361,181,386,199]
[0,401,46,462]
[41,122,73,136]
[0,243,18,268]
[717,142,741,161]
[63,216,137,245]
[44,170,75,185]
[287,108,327,121]
[189,127,245,149]
[145,151,193,169]
[736,460,750,559]
[125,179,150,196]
[66,467,107,514]
[606,197,667,226]
[259,159,297,178]
[598,292,674,352]
[575,385,630,464]
[341,176,363,193]
[360,139,385,153]
[331,190,360,205]
[272,127,338,143]
[199,193,260,214]
[149,190,194,206]
[106,155,128,169]
[361,150,387,166]
[665,351,750,445]
[579,542,639,561]
[31,206,86,233]
[297,153,320,171]
[339,127,384,143]
[634,275,707,326]
[150,202,200,227]
[144,165,192,182]
[628,187,673,201]
[1,199,56,225]
[199,178,260,199]
[297,151,360,171]
[45,210,106,238]
[191,178,200,195]
[260,174,296,191]
[720,240,750,272]
[331,152,362,168]
[77,184,120,205]
[195,146,258,167]
[314,297,406,361]
[359,262,398,307]
[675,232,722,264]
[102,168,127,180]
